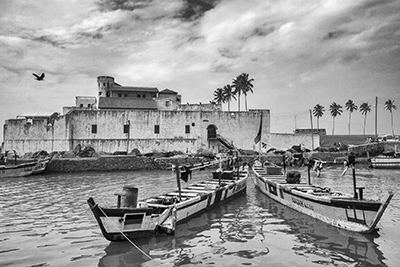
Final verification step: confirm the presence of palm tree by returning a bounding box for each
[384,99,397,136]
[213,88,225,106]
[359,102,371,135]
[232,73,254,111]
[345,99,358,135]
[312,104,325,129]
[329,102,343,135]
[241,73,254,111]
[222,84,236,112]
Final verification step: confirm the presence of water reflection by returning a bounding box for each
[253,188,386,267]
[1,167,398,267]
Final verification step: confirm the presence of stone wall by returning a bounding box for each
[45,155,217,173]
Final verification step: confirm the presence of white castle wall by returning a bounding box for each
[3,109,271,155]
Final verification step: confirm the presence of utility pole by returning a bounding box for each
[375,96,378,136]
[309,110,314,150]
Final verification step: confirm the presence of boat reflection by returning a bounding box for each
[253,189,386,267]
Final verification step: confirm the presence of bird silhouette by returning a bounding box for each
[32,73,45,81]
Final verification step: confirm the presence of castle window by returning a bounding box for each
[118,93,122,97]
[137,94,141,98]
[142,95,146,98]
[80,104,84,108]
[92,124,97,134]
[124,94,127,97]
[185,125,190,134]
[99,92,102,96]
[154,125,160,134]
[87,104,91,108]
[124,124,130,134]
[165,101,170,107]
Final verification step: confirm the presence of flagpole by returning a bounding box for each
[259,119,262,155]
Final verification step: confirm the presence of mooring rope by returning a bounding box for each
[97,205,163,266]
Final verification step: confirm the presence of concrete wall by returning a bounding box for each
[3,109,270,155]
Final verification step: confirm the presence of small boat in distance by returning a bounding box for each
[370,155,400,169]
[0,151,50,178]
[88,158,249,242]
[251,156,394,233]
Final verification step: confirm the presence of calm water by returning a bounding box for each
[1,166,399,267]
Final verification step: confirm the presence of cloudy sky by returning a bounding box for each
[1,0,400,143]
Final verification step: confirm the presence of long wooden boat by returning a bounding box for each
[88,160,249,242]
[0,157,50,178]
[251,159,394,233]
[370,156,400,169]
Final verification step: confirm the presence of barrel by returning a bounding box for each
[122,186,138,208]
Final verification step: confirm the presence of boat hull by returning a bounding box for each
[88,170,248,242]
[0,158,50,178]
[252,164,393,233]
[370,157,400,169]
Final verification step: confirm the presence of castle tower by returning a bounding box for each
[97,76,115,98]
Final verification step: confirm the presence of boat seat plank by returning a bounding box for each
[187,186,206,190]
[202,180,234,184]
[167,192,198,197]
[181,189,211,194]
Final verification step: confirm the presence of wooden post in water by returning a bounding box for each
[282,155,286,175]
[349,156,358,199]
[236,150,240,180]
[175,161,182,202]
[122,186,138,207]
[352,166,358,199]
[218,157,222,186]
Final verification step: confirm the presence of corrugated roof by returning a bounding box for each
[98,97,158,110]
[109,86,159,93]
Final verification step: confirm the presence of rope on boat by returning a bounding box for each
[97,205,163,266]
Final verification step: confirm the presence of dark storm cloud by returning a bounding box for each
[177,0,221,21]
[96,0,151,12]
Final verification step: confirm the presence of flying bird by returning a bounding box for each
[32,73,45,81]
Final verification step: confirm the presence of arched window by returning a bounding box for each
[207,125,217,139]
